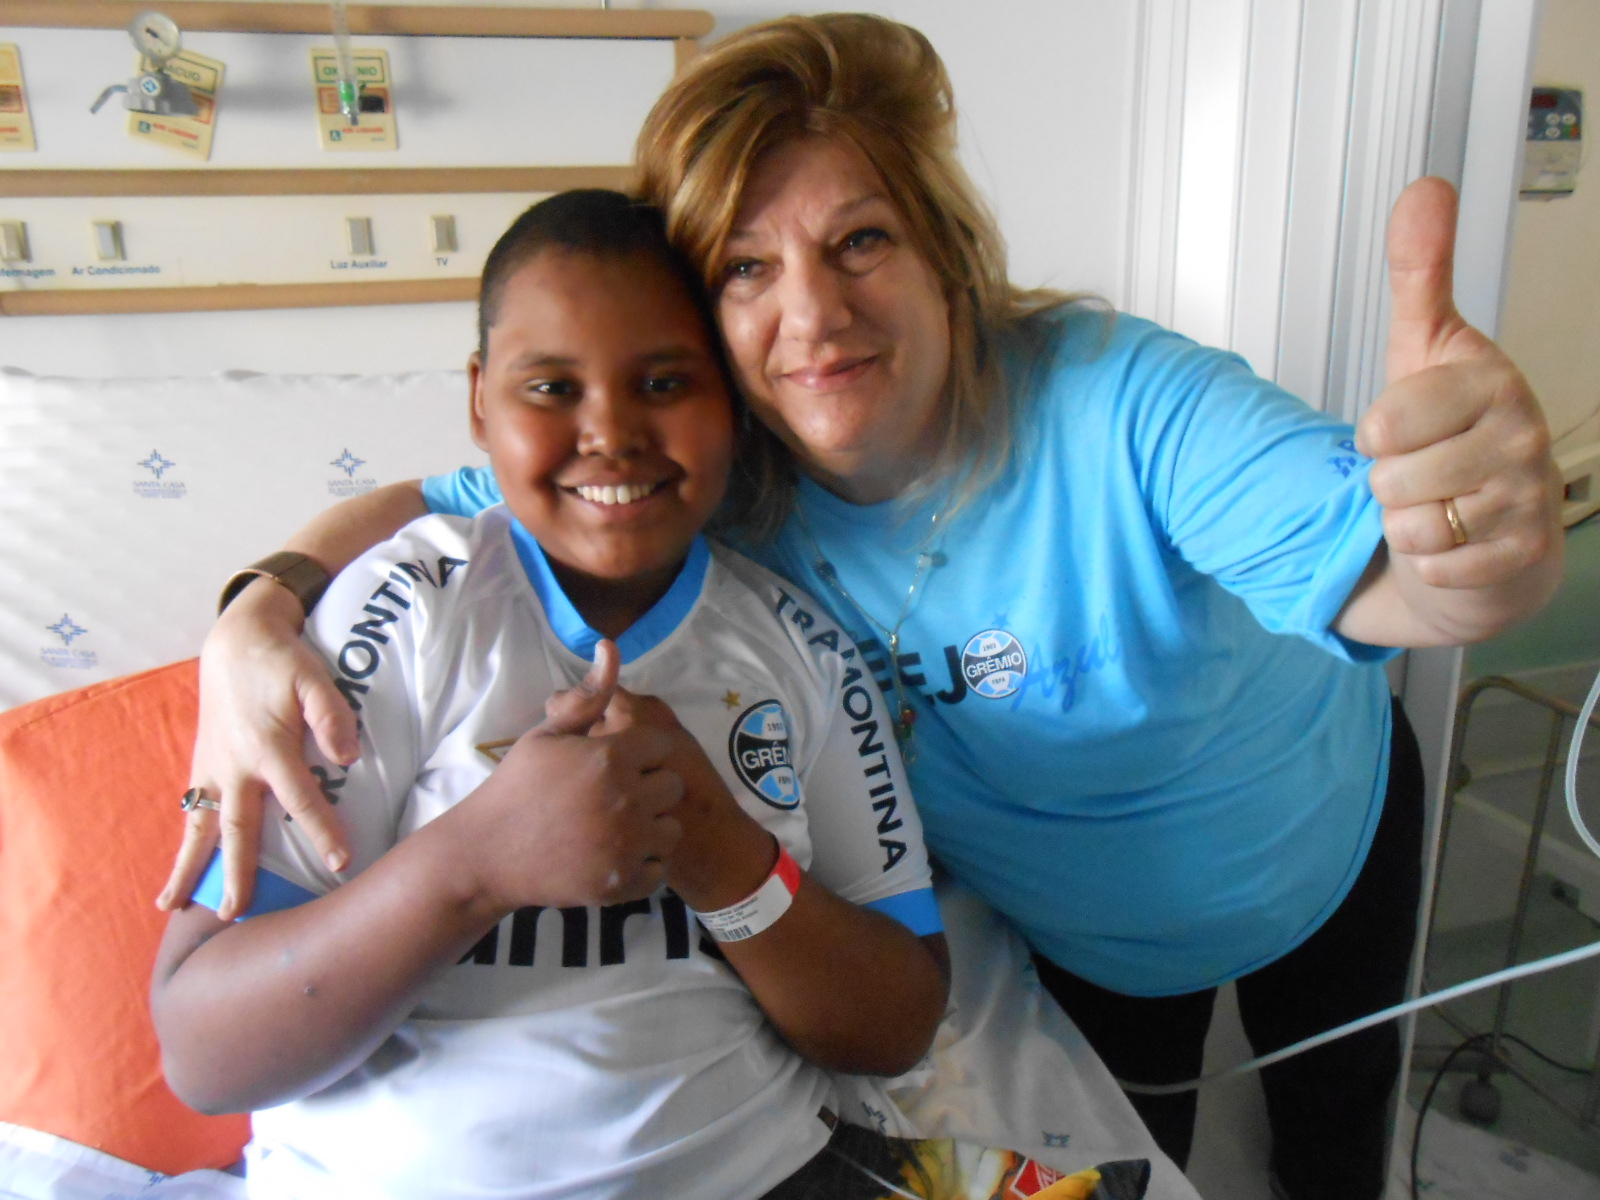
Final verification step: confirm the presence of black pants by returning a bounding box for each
[1033,699,1425,1200]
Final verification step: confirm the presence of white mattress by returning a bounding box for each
[0,368,483,711]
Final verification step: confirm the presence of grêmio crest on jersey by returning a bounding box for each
[729,700,799,809]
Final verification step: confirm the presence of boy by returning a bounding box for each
[152,191,949,1199]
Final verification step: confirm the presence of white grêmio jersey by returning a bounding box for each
[241,505,937,1200]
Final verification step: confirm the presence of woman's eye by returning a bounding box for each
[721,258,763,285]
[841,227,889,255]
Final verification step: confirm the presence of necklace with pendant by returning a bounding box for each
[793,503,946,759]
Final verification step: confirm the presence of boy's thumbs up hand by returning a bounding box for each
[1352,177,1561,603]
[538,637,621,734]
[453,638,684,910]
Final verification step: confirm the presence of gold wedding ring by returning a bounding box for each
[180,786,222,814]
[1443,498,1468,547]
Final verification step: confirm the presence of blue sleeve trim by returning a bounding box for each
[420,466,502,517]
[864,887,943,936]
[193,850,320,921]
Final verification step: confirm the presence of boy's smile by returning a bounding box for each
[470,250,734,636]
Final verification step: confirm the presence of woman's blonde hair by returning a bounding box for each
[636,12,1093,536]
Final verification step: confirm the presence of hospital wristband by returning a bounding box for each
[691,842,802,943]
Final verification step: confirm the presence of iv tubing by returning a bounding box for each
[331,0,359,124]
[1565,654,1600,858]
[1125,661,1600,1097]
[1120,937,1600,1095]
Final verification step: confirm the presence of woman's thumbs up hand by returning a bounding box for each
[1339,177,1563,644]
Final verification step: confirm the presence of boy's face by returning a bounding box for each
[470,250,734,612]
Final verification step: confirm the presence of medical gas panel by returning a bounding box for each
[0,4,709,314]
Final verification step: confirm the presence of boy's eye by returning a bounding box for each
[527,379,577,400]
[642,373,688,396]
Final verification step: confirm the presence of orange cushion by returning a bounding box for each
[0,660,251,1175]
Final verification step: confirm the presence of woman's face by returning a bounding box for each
[714,136,952,505]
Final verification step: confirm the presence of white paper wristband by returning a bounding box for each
[692,842,801,943]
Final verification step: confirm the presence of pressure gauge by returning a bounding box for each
[128,11,182,69]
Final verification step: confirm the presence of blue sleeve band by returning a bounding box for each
[421,466,501,517]
[863,887,943,936]
[193,849,321,921]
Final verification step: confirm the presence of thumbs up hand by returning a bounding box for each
[448,639,686,910]
[1338,177,1563,646]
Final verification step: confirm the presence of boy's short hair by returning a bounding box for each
[476,189,724,373]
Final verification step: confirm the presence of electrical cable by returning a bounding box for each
[1549,399,1600,446]
[1500,1030,1592,1077]
[1410,1034,1493,1200]
[1416,969,1596,1075]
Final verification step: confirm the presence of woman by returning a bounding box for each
[161,15,1563,1200]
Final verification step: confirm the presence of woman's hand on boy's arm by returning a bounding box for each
[159,482,431,918]
[160,578,356,919]
[153,643,688,1115]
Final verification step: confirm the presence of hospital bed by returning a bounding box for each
[0,365,1197,1199]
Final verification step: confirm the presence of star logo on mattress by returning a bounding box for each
[47,614,87,646]
[331,448,367,478]
[137,450,176,478]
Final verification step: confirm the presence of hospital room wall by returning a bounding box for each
[1469,0,1600,679]
[6,1,1138,379]
[1497,0,1600,454]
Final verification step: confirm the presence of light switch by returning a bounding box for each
[431,214,458,255]
[93,220,126,261]
[346,216,375,257]
[0,220,28,263]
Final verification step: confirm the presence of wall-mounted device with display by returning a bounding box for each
[1521,86,1582,197]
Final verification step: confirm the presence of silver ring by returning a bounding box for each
[1443,497,1468,547]
[180,787,221,814]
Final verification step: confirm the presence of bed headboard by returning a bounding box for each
[0,366,482,710]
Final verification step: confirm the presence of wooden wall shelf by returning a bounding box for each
[1,167,634,198]
[0,277,477,316]
[0,3,714,40]
[0,2,707,316]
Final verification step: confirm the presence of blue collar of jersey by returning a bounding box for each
[506,520,711,665]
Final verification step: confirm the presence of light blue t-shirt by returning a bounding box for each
[422,312,1394,996]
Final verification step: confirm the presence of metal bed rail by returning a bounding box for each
[1422,673,1600,1129]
